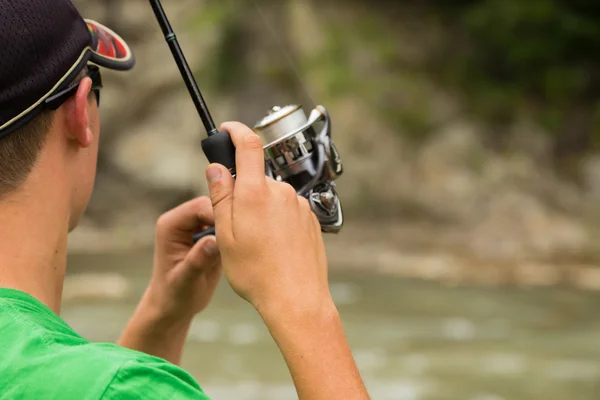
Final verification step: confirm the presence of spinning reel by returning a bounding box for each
[148,0,344,241]
[255,104,344,233]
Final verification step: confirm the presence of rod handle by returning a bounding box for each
[201,130,237,173]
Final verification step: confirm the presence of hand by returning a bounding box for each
[205,122,370,399]
[118,197,222,365]
[205,121,331,316]
[146,197,223,322]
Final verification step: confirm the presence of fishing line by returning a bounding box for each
[250,0,316,109]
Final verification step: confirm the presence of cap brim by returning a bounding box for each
[85,19,135,71]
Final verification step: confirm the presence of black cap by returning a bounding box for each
[0,0,135,138]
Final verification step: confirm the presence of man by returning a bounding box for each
[0,0,370,399]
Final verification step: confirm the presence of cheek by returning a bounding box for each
[90,102,101,138]
[88,117,100,183]
[82,105,101,191]
[89,105,101,166]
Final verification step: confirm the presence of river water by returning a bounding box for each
[63,252,600,400]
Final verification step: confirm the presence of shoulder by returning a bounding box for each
[53,342,211,400]
[98,346,211,400]
[73,343,211,400]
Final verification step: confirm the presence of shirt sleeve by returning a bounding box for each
[100,359,212,400]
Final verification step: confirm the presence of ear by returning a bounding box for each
[63,77,94,148]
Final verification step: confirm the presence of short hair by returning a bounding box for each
[0,67,89,197]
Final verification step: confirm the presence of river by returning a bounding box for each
[63,251,600,400]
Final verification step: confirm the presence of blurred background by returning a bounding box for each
[63,1,600,399]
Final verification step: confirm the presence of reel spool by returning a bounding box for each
[253,105,344,233]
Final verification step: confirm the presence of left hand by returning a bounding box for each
[144,196,222,323]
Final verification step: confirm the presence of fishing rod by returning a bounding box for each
[149,0,236,173]
[148,0,345,242]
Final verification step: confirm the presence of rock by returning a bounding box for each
[466,191,588,261]
[582,154,600,199]
[570,266,600,291]
[111,92,208,193]
[410,122,487,220]
[513,262,562,287]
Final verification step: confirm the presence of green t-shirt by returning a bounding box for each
[0,288,211,399]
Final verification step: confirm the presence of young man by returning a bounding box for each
[0,1,370,399]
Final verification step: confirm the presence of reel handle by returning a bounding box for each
[193,226,216,243]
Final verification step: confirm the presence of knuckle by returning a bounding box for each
[298,196,311,212]
[211,190,230,209]
[243,133,263,150]
[266,181,296,207]
[282,182,297,197]
[155,212,172,235]
[220,122,256,148]
[221,121,250,134]
[266,177,279,190]
[209,181,228,205]
[277,182,298,203]
[239,177,268,198]
[196,196,213,210]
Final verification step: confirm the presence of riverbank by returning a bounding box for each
[66,219,600,292]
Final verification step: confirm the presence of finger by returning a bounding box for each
[156,197,214,240]
[298,196,318,236]
[175,235,222,282]
[220,121,266,189]
[299,196,312,215]
[206,163,234,238]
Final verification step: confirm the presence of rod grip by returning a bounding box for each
[196,130,236,244]
[201,130,236,173]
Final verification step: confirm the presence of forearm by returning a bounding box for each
[118,290,192,366]
[259,297,370,400]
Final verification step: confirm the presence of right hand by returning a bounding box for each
[205,123,370,400]
[205,121,332,315]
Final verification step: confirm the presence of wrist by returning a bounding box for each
[256,292,339,332]
[132,287,195,335]
[118,288,193,366]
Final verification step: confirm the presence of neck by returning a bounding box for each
[0,155,71,315]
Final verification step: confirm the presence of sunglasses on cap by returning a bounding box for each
[44,65,103,110]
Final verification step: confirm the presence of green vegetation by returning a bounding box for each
[428,0,600,156]
[192,0,600,163]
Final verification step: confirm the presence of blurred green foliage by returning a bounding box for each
[187,1,248,92]
[191,0,600,161]
[428,0,600,157]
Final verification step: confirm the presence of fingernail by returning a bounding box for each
[203,237,219,257]
[206,166,222,183]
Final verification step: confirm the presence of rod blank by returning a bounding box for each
[148,0,218,136]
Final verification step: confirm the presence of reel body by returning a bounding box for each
[253,105,344,233]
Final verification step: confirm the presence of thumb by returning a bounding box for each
[206,163,234,237]
[175,235,221,279]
